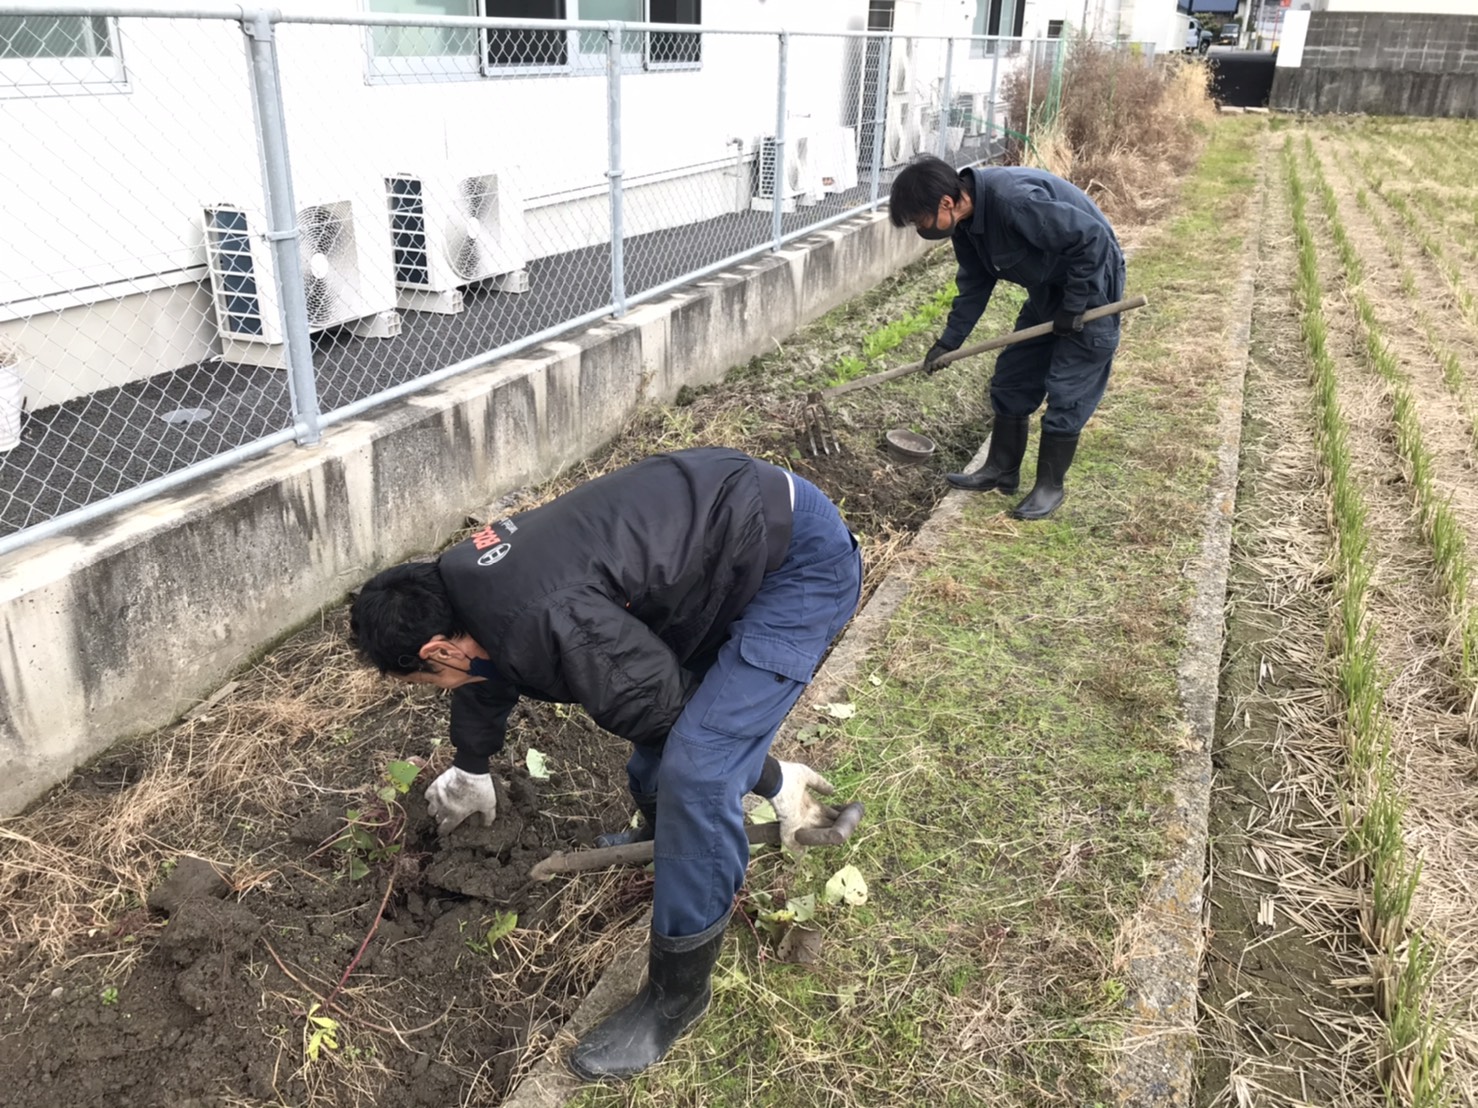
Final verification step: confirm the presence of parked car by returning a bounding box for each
[1216,21,1241,46]
[1184,17,1213,54]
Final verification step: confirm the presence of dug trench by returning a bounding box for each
[0,245,1004,1108]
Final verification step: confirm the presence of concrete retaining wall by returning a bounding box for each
[0,212,929,817]
[1271,11,1478,117]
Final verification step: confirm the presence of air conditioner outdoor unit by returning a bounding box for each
[385,170,530,315]
[203,199,400,369]
[890,40,913,97]
[751,133,822,214]
[811,125,859,195]
[953,92,989,138]
[885,101,920,165]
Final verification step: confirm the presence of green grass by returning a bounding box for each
[569,118,1262,1108]
[824,282,960,388]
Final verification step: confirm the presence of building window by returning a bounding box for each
[366,0,699,79]
[485,0,571,69]
[484,0,699,71]
[971,0,1025,57]
[648,0,700,67]
[0,15,127,96]
[1047,19,1064,38]
[366,0,482,79]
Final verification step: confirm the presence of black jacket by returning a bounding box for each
[940,166,1123,349]
[439,448,794,773]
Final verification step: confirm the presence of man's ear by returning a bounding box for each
[420,636,459,665]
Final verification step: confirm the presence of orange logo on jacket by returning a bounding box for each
[472,518,518,567]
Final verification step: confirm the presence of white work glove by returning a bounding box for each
[425,766,498,837]
[769,760,839,857]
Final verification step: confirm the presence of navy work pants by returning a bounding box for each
[625,473,862,938]
[991,266,1126,436]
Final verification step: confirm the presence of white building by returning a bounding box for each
[0,0,1182,415]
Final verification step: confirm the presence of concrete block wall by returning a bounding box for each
[1272,12,1478,116]
[0,211,931,817]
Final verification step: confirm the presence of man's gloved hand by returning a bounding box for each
[1052,309,1085,337]
[769,760,839,857]
[923,339,958,375]
[425,766,499,837]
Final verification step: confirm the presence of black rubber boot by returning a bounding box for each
[946,415,1029,493]
[568,912,729,1080]
[1012,432,1080,521]
[595,792,657,849]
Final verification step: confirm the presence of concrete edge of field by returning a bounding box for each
[1107,131,1266,1108]
[0,209,931,819]
[504,132,1268,1108]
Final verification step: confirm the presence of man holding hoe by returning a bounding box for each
[890,154,1126,520]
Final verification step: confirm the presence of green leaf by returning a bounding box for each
[484,910,518,945]
[386,760,420,793]
[348,858,369,881]
[823,864,868,906]
[788,893,817,923]
[526,748,550,780]
[750,800,777,825]
[820,702,857,720]
[376,786,397,804]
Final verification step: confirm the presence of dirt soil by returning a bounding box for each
[1196,143,1379,1107]
[0,246,985,1108]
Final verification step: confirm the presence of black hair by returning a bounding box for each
[349,561,464,675]
[888,155,964,228]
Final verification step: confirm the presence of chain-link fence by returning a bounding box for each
[0,4,1067,553]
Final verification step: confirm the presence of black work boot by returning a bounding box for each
[946,415,1029,493]
[1012,432,1080,521]
[595,792,657,848]
[568,912,729,1080]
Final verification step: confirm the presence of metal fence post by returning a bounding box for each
[771,29,789,250]
[1025,40,1038,146]
[606,21,627,316]
[937,36,954,159]
[241,8,320,446]
[987,40,1000,155]
[869,33,891,209]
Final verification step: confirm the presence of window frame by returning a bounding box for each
[0,15,128,99]
[476,0,702,77]
[641,0,701,71]
[363,0,484,84]
[969,0,1025,59]
[362,0,700,80]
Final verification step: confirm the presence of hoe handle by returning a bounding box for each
[529,802,867,881]
[822,295,1149,399]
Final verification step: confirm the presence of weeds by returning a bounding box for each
[825,282,957,387]
[328,759,422,882]
[1003,41,1216,222]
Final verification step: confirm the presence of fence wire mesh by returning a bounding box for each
[0,14,297,540]
[0,8,1060,549]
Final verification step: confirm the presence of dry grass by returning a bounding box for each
[1003,43,1217,222]
[1196,135,1390,1108]
[1298,122,1478,1104]
[0,626,402,972]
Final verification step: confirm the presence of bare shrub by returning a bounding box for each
[1003,41,1217,222]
